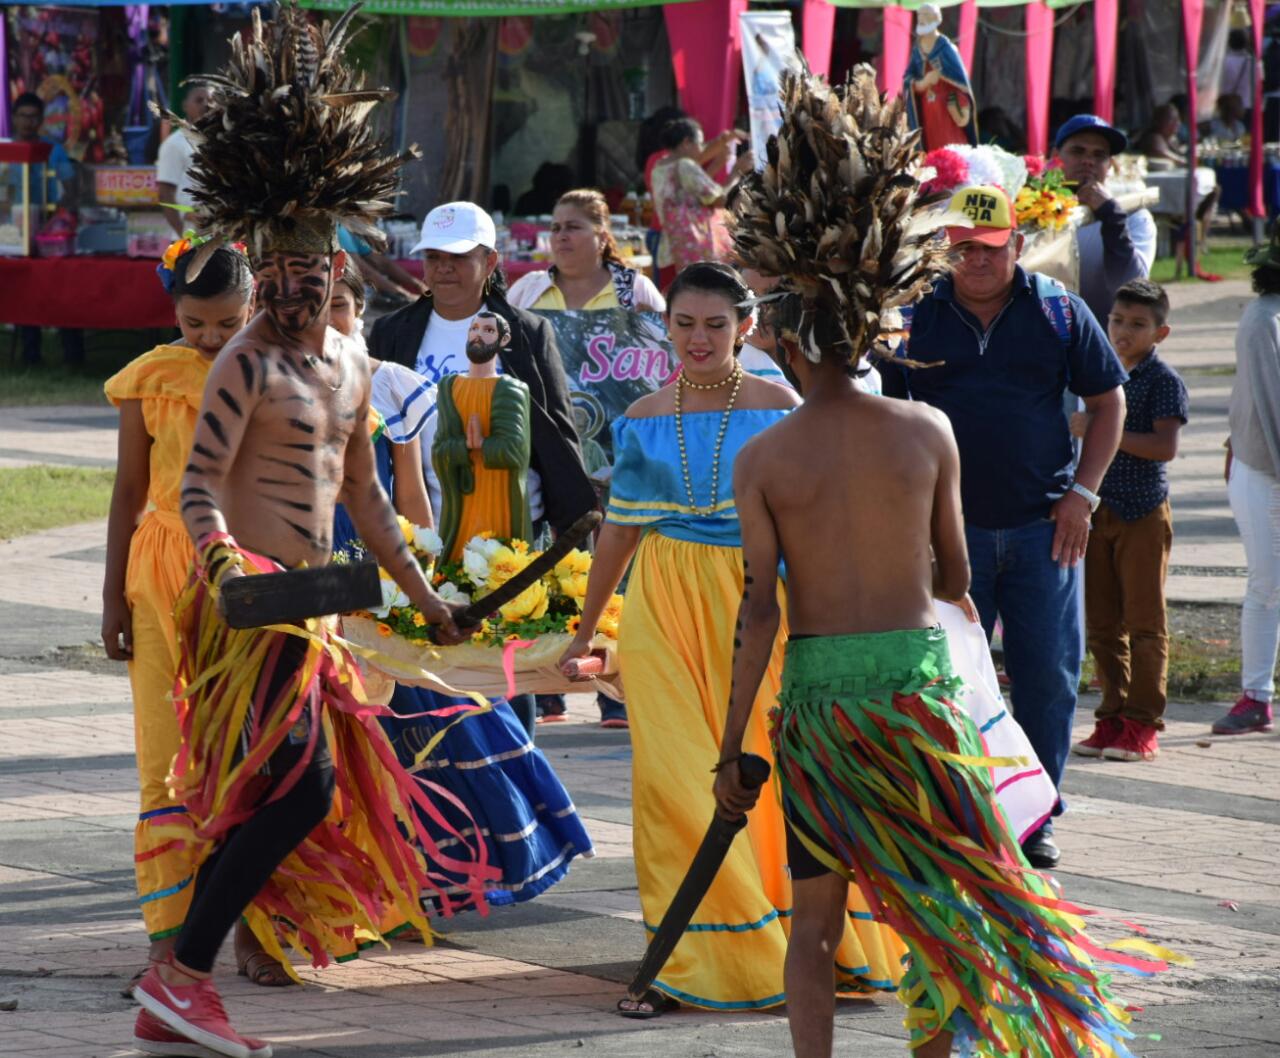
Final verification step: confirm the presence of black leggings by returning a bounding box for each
[173,634,335,973]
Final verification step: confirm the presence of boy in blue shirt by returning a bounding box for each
[1071,279,1188,762]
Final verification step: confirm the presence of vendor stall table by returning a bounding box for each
[0,255,174,329]
[0,256,554,331]
[1213,159,1280,218]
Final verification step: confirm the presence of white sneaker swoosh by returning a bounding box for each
[159,983,194,1011]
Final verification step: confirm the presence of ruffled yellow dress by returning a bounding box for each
[607,411,907,1009]
[105,344,211,941]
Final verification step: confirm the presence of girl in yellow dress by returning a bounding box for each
[560,263,907,1015]
[101,239,285,985]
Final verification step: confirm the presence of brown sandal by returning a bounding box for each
[237,950,295,987]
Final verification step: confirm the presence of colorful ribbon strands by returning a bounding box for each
[770,630,1186,1058]
[169,547,499,978]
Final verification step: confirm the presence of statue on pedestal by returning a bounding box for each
[433,312,533,562]
[904,3,978,151]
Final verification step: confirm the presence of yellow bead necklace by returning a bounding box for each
[675,361,744,516]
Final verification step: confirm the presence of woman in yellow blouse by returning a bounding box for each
[507,189,665,313]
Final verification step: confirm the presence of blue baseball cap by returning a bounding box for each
[1053,114,1128,155]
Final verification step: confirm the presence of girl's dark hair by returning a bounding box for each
[660,118,702,152]
[666,262,752,322]
[1253,262,1280,296]
[637,106,688,169]
[339,258,366,311]
[171,246,254,303]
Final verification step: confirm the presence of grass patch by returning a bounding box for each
[1150,243,1254,284]
[0,465,116,539]
[0,326,175,407]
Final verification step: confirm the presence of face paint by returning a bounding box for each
[253,252,334,335]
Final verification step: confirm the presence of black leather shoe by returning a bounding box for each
[1021,831,1061,869]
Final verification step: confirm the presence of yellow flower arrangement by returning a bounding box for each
[596,593,625,639]
[412,612,427,628]
[499,579,550,624]
[554,549,592,602]
[485,545,531,591]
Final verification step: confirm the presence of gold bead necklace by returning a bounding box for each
[680,363,740,391]
[675,362,744,516]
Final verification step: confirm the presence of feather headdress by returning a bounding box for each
[169,1,418,265]
[733,64,947,366]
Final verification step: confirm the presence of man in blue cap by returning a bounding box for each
[1053,114,1157,325]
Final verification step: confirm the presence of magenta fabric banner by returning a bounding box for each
[1251,0,1266,217]
[1092,0,1119,123]
[1024,1,1055,156]
[802,0,836,79]
[879,3,913,97]
[957,0,978,73]
[665,0,748,139]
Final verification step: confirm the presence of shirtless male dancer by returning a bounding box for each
[131,6,473,1057]
[714,65,1165,1058]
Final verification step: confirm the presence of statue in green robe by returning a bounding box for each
[433,312,533,562]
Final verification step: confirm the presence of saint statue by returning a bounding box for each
[904,3,978,151]
[433,312,533,562]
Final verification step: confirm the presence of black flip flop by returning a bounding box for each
[616,989,679,1019]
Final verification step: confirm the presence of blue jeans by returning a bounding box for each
[965,519,1081,827]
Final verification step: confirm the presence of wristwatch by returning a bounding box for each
[1070,482,1101,512]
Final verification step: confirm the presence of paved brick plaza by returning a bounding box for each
[1,280,1277,1056]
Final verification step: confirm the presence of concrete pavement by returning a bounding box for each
[1,280,1278,1056]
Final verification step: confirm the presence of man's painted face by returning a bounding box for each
[253,252,335,334]
[465,315,507,364]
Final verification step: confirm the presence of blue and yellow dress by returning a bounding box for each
[607,411,906,1010]
[334,386,593,910]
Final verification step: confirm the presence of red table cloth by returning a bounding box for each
[0,256,546,330]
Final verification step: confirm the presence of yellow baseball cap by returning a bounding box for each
[945,185,1015,247]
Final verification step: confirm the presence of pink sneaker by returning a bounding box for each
[1102,719,1160,761]
[1071,716,1124,758]
[134,1010,273,1058]
[133,963,253,1058]
[1212,696,1274,736]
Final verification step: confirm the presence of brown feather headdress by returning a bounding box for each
[169,1,418,263]
[733,64,947,367]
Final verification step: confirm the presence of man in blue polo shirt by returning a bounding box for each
[882,185,1127,869]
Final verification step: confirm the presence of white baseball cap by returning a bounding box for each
[410,201,497,254]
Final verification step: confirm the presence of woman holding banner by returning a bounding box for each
[509,188,661,728]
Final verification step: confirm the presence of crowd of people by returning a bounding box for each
[82,8,1280,1058]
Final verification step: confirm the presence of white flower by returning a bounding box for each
[372,577,398,619]
[391,588,411,610]
[438,581,471,605]
[461,536,504,584]
[413,525,444,556]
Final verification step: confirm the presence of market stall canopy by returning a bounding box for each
[300,0,691,15]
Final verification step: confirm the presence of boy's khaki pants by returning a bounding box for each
[1084,500,1173,729]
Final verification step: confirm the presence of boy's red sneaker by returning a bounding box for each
[133,962,252,1058]
[1070,716,1123,757]
[1102,719,1160,761]
[134,1009,273,1058]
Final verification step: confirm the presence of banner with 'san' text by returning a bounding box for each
[534,308,673,482]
